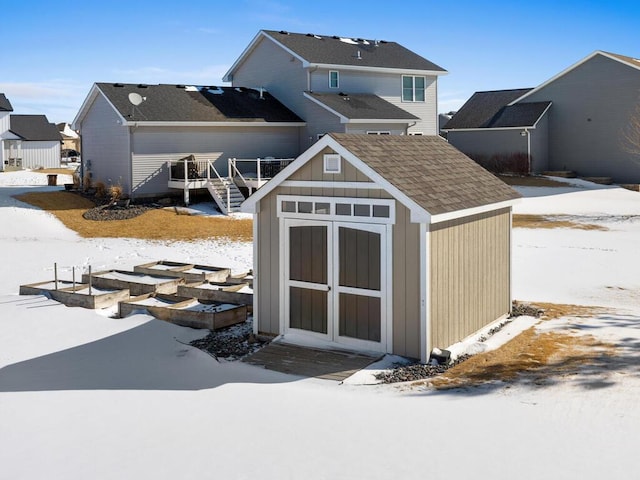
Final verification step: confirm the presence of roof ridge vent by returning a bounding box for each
[279,30,289,35]
[113,83,124,87]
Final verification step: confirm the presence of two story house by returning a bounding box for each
[223,30,447,148]
[1,93,62,171]
[73,30,446,208]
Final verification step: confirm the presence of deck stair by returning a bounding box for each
[206,177,245,214]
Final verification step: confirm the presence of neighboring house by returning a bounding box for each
[242,133,520,361]
[0,96,62,171]
[223,30,447,148]
[444,51,640,183]
[72,83,305,200]
[57,122,81,152]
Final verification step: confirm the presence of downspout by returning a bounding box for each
[307,66,319,92]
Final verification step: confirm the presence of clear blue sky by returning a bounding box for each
[2,0,638,124]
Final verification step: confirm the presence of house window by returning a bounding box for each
[366,131,391,135]
[402,75,425,102]
[408,132,423,136]
[329,70,339,89]
[323,154,341,174]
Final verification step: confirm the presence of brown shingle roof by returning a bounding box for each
[328,133,520,215]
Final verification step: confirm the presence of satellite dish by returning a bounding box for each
[128,92,145,106]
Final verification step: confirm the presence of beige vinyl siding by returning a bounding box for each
[392,203,421,358]
[429,208,512,349]
[79,93,131,194]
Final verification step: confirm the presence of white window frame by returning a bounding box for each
[329,70,339,89]
[277,195,396,225]
[323,153,341,174]
[366,131,391,135]
[402,75,426,102]
[408,132,424,136]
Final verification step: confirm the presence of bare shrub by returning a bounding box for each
[83,174,92,192]
[469,152,530,175]
[109,184,123,203]
[94,181,107,198]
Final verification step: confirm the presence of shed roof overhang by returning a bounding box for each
[241,134,519,224]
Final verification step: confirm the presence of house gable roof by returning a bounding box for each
[79,83,304,126]
[243,133,520,222]
[224,30,446,81]
[510,50,640,105]
[0,94,13,112]
[9,115,61,141]
[443,88,538,130]
[304,92,420,123]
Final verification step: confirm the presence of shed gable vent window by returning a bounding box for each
[402,75,425,102]
[329,70,339,89]
[323,154,341,174]
[277,196,394,224]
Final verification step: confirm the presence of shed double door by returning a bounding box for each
[284,219,387,352]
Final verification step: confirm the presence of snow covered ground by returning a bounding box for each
[1,171,639,479]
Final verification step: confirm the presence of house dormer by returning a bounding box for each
[223,30,447,146]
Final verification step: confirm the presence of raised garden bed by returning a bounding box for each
[133,261,231,283]
[119,293,248,330]
[19,280,130,309]
[82,269,183,296]
[177,281,253,310]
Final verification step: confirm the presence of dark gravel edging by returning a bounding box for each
[374,301,546,384]
[189,319,270,361]
[82,203,159,221]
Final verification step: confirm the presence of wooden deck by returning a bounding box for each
[243,342,382,381]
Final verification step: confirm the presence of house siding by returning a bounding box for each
[256,148,422,358]
[346,124,407,135]
[447,125,550,174]
[524,54,640,182]
[79,93,131,194]
[310,68,438,135]
[19,141,60,169]
[130,125,300,197]
[429,208,511,350]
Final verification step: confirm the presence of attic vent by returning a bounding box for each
[137,84,148,88]
[356,50,362,59]
[356,38,364,42]
[113,83,124,87]
[176,84,185,88]
[332,35,339,39]
[323,154,341,174]
[279,30,289,35]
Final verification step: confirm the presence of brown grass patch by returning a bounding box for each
[430,327,616,389]
[426,302,612,389]
[13,191,252,242]
[498,175,571,187]
[513,214,607,231]
[34,168,77,175]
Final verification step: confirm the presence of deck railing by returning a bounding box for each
[228,157,294,192]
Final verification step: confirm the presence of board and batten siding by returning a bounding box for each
[19,141,60,169]
[256,148,422,358]
[429,208,512,350]
[524,54,640,183]
[79,92,131,194]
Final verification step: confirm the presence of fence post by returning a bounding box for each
[257,158,262,184]
[88,266,92,296]
[54,262,58,290]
